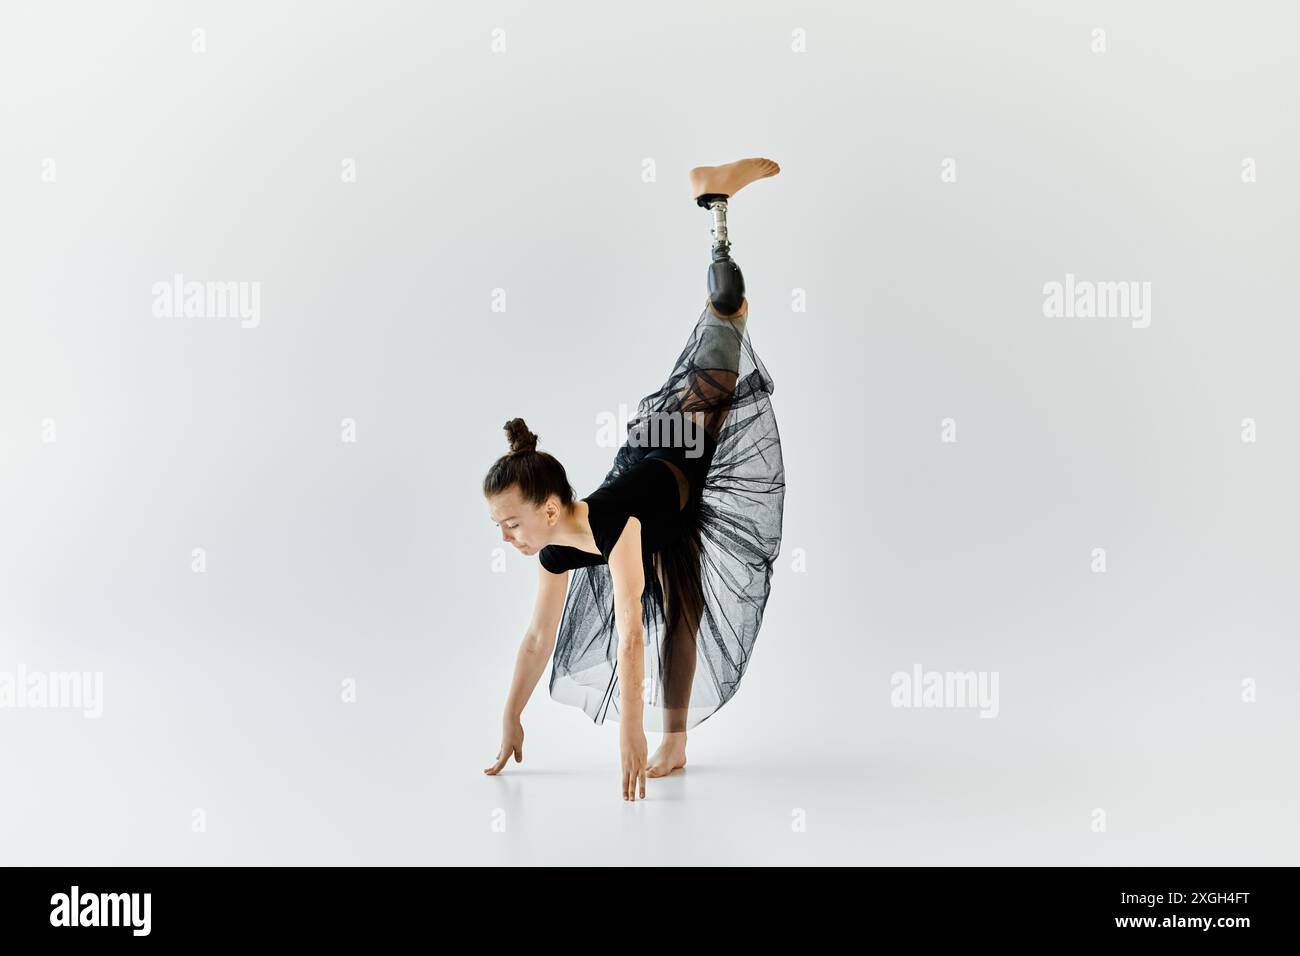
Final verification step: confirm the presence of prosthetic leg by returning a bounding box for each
[672,191,744,496]
[696,193,745,316]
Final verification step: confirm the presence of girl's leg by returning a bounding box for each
[689,156,778,317]
[668,176,753,481]
[661,547,701,728]
[648,551,701,775]
[701,198,746,317]
[646,192,749,509]
[644,162,781,770]
[626,158,772,487]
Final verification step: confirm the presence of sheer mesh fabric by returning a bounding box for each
[548,303,785,732]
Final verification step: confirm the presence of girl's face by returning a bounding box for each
[487,486,555,555]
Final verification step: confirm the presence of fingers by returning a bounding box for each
[621,765,648,800]
[484,744,515,775]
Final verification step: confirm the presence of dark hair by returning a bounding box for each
[482,417,576,507]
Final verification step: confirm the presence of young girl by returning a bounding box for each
[483,158,785,801]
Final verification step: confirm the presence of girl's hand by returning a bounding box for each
[484,718,525,775]
[620,726,649,800]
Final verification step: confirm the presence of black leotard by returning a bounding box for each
[538,458,687,574]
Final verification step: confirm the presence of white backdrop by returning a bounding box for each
[1,0,1296,864]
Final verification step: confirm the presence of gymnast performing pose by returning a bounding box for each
[482,157,786,801]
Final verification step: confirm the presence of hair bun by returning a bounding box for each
[504,417,538,455]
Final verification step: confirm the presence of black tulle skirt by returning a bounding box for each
[549,302,786,733]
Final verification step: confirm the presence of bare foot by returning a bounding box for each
[646,732,688,777]
[689,157,780,201]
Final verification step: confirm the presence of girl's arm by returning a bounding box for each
[483,563,570,775]
[609,518,649,800]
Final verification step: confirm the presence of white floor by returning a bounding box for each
[4,680,1293,866]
